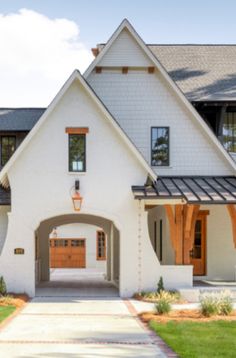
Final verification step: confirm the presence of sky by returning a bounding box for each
[0,0,236,106]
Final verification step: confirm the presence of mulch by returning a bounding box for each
[140,310,236,323]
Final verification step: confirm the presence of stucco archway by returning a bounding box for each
[35,213,120,296]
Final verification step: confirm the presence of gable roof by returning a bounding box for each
[0,108,45,131]
[148,45,236,102]
[84,19,236,173]
[0,70,156,187]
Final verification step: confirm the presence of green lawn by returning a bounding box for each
[0,306,16,323]
[150,320,236,358]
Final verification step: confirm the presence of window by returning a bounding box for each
[222,112,236,153]
[69,134,86,172]
[151,127,169,166]
[1,136,16,166]
[97,231,106,260]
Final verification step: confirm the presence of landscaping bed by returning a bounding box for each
[140,309,236,323]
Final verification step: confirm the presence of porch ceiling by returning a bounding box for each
[132,176,236,204]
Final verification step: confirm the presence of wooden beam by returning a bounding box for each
[148,66,155,74]
[65,127,89,134]
[227,205,236,248]
[144,204,157,211]
[164,204,183,264]
[183,205,195,264]
[122,67,129,74]
[95,66,102,73]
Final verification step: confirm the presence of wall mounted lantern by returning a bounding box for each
[71,180,83,211]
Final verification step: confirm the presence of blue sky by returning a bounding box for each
[0,1,236,106]
[2,0,236,45]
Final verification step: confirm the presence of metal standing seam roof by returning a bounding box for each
[148,45,236,102]
[132,176,236,204]
[0,108,45,131]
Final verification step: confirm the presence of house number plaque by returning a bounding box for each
[14,248,25,255]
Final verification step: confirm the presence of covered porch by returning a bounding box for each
[133,176,236,289]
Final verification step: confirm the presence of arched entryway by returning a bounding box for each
[34,214,120,296]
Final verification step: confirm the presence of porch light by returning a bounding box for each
[71,180,83,211]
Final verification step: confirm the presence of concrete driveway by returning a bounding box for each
[0,296,167,357]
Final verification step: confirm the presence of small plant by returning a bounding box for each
[155,290,172,315]
[0,294,13,306]
[0,276,7,296]
[157,276,164,293]
[199,290,233,317]
[218,290,233,316]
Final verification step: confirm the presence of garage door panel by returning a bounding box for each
[50,239,86,268]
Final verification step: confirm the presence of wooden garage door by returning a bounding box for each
[50,239,86,268]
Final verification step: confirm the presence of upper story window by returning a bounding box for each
[1,136,16,166]
[151,127,169,166]
[66,128,89,172]
[222,112,236,153]
[69,134,86,172]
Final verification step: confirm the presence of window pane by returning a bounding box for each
[69,134,86,172]
[222,112,236,153]
[97,231,106,260]
[1,136,16,166]
[151,127,169,166]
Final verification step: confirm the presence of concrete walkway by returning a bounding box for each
[0,296,168,357]
[36,268,119,297]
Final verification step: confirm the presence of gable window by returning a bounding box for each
[97,231,106,260]
[151,127,169,166]
[66,127,89,172]
[222,112,236,153]
[1,136,16,166]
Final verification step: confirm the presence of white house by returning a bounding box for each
[0,20,235,297]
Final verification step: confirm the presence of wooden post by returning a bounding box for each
[164,204,183,264]
[227,205,236,248]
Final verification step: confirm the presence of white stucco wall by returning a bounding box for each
[202,205,236,281]
[49,223,106,270]
[87,30,234,175]
[0,78,161,297]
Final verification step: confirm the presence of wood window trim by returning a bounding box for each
[96,231,106,261]
[65,127,89,134]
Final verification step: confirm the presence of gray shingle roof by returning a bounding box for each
[0,108,45,131]
[148,45,236,101]
[132,176,236,204]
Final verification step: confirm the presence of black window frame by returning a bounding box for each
[68,133,86,173]
[151,127,170,167]
[1,135,16,167]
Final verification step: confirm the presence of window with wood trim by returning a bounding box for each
[151,127,169,166]
[1,136,16,166]
[68,134,86,172]
[97,231,106,260]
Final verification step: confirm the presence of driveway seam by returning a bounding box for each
[123,299,178,358]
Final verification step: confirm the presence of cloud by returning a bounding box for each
[0,9,93,106]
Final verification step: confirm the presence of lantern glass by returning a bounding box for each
[72,192,83,211]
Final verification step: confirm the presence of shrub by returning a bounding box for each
[199,290,233,317]
[0,276,7,296]
[157,276,164,293]
[0,294,13,306]
[218,290,233,316]
[155,290,172,315]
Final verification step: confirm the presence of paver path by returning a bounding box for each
[0,296,168,357]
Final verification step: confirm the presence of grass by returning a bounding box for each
[150,320,236,358]
[0,305,16,323]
